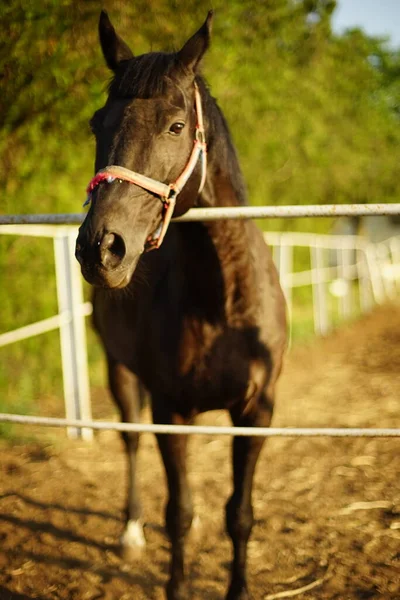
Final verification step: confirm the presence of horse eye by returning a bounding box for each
[169,122,185,135]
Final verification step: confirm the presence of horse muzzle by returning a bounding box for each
[75,229,136,289]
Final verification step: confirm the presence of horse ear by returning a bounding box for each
[177,11,213,72]
[99,10,134,72]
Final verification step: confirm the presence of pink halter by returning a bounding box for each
[85,83,207,250]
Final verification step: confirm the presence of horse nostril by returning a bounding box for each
[100,232,126,269]
[102,232,126,259]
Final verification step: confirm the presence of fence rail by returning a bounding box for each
[1,203,400,225]
[0,413,399,438]
[1,205,399,440]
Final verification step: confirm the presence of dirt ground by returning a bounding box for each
[0,304,399,600]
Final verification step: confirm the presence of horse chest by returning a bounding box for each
[173,318,263,413]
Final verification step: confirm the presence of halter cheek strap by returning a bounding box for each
[84,83,207,251]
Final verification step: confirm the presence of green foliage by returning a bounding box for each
[1,0,399,215]
[1,0,399,424]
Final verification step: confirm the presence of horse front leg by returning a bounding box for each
[107,358,146,558]
[225,393,273,600]
[153,409,194,600]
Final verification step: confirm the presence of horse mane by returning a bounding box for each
[108,52,248,207]
[109,52,173,99]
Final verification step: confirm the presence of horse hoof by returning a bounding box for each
[189,514,202,541]
[226,584,250,600]
[226,592,250,600]
[166,580,187,600]
[120,519,146,560]
[120,543,143,562]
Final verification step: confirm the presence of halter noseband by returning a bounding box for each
[84,83,207,251]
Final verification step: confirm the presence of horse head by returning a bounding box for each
[76,11,212,289]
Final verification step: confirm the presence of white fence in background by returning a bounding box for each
[0,223,399,439]
[0,225,93,440]
[267,232,400,336]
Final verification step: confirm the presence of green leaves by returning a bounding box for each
[1,0,399,215]
[0,1,399,213]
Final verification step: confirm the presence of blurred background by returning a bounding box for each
[1,0,400,434]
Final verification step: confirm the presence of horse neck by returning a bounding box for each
[199,82,248,209]
[171,85,259,325]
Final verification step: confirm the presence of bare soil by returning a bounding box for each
[1,304,399,600]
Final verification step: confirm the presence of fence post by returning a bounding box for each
[338,245,353,319]
[275,239,293,312]
[310,240,329,335]
[377,242,396,299]
[389,237,400,293]
[365,243,386,304]
[272,234,281,270]
[274,238,293,347]
[54,231,93,441]
[357,245,374,313]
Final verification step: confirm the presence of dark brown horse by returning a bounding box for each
[76,10,286,600]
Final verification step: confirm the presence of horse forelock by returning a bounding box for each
[109,52,180,100]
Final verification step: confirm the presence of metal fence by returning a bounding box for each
[0,225,93,440]
[0,204,399,440]
[269,231,400,336]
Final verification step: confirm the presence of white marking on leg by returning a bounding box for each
[189,514,202,542]
[121,519,146,549]
[192,514,201,530]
